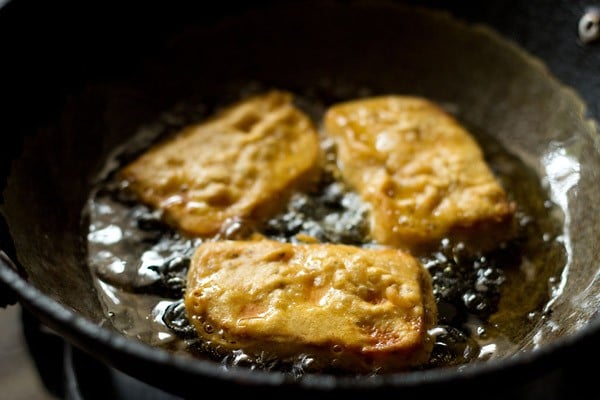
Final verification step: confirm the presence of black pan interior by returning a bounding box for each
[1,0,599,397]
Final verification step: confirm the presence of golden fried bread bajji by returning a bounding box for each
[119,91,321,237]
[184,240,437,372]
[324,96,515,252]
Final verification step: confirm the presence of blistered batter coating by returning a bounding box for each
[324,96,515,251]
[184,240,437,372]
[119,91,321,237]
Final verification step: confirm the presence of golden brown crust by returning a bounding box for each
[184,240,437,372]
[119,90,321,237]
[324,95,516,252]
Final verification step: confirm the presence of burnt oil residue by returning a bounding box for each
[84,89,566,377]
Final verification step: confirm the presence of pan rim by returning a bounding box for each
[1,253,598,393]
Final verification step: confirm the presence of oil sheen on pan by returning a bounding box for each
[84,4,579,378]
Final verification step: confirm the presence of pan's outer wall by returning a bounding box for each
[0,0,599,399]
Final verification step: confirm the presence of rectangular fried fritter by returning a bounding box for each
[324,96,515,252]
[119,90,321,237]
[184,240,437,372]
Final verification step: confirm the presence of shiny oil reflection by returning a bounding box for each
[541,140,580,313]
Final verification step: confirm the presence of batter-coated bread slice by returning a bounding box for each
[119,91,321,237]
[324,96,515,252]
[184,239,437,372]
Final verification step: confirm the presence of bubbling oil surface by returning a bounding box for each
[85,86,566,376]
